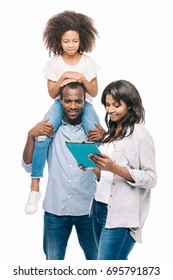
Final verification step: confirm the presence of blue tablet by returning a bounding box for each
[65,141,101,168]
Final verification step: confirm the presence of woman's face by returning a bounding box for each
[105,94,129,124]
[61,30,80,56]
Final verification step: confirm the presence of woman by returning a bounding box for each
[88,79,157,260]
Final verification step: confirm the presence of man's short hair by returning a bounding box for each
[59,82,86,100]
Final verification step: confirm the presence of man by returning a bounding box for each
[22,82,104,260]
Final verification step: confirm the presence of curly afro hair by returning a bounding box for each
[43,10,99,56]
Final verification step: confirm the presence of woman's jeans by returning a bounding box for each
[43,212,98,260]
[31,100,101,177]
[92,199,136,260]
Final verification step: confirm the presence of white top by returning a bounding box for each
[94,143,114,203]
[93,124,157,242]
[43,54,100,103]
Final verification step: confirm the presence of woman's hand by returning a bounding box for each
[89,153,134,182]
[89,153,115,172]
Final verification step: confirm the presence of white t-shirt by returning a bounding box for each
[43,54,100,103]
[94,142,115,204]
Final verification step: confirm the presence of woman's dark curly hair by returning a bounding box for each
[43,10,99,56]
[101,80,145,143]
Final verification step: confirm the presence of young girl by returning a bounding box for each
[88,80,157,259]
[25,10,101,214]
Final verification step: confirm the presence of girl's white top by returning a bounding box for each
[43,54,100,103]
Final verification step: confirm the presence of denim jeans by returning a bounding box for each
[31,100,101,178]
[82,101,101,146]
[92,200,136,260]
[43,212,98,260]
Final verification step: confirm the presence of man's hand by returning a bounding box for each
[28,118,54,138]
[23,119,55,164]
[87,122,106,142]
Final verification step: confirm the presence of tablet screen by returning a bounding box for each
[66,142,100,168]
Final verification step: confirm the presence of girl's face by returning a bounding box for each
[105,94,129,125]
[61,30,80,56]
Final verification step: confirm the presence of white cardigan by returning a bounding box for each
[93,123,157,243]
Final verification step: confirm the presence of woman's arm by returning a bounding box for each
[89,130,157,189]
[89,153,135,182]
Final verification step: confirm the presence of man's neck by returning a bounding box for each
[62,119,82,125]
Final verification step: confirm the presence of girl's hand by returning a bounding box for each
[60,78,77,87]
[63,71,86,84]
[88,153,115,172]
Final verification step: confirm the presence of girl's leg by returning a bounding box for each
[82,101,101,146]
[25,100,63,214]
[31,100,63,180]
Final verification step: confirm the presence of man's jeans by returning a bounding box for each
[92,200,136,260]
[43,212,98,260]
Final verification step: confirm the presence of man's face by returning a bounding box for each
[60,85,85,124]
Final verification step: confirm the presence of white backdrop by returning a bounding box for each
[0,0,172,266]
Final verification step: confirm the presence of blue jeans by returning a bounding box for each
[43,212,98,260]
[92,200,136,260]
[31,100,101,177]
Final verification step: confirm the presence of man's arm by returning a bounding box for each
[23,118,54,164]
[23,133,35,164]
